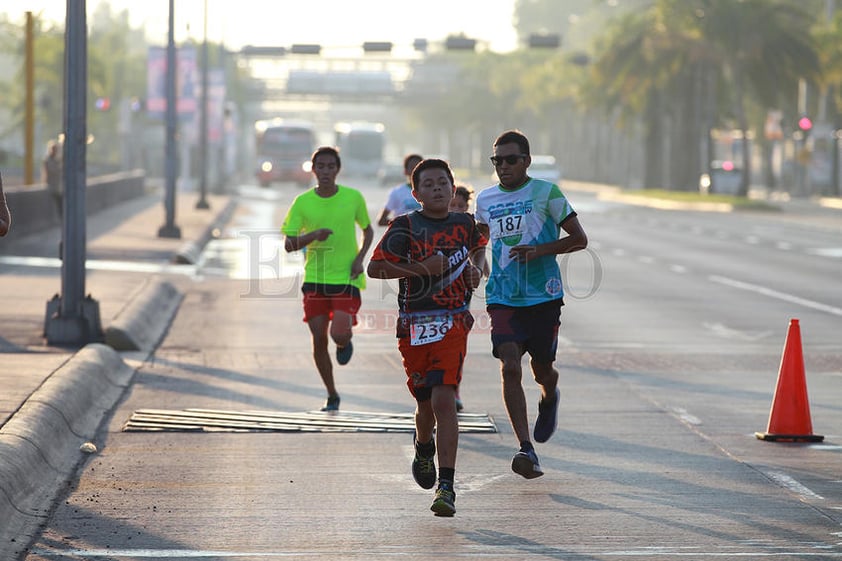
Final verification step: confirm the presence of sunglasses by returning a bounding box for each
[490,154,527,167]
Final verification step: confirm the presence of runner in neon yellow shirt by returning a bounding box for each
[282,146,374,411]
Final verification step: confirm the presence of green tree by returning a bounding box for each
[585,0,821,194]
[0,12,65,156]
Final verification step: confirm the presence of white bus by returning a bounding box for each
[334,121,385,178]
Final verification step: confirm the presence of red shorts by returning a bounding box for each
[398,313,472,401]
[301,283,361,324]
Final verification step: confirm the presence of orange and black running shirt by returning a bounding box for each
[370,210,487,318]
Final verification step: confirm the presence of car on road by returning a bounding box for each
[699,160,742,195]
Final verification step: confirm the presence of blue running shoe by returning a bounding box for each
[336,341,353,365]
[533,387,560,443]
[320,394,340,412]
[511,449,544,479]
[431,482,456,517]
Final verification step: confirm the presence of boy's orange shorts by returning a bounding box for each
[397,313,472,402]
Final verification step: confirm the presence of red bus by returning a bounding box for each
[254,119,315,188]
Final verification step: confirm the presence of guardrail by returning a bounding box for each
[2,169,146,239]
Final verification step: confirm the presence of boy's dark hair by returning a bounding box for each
[454,185,473,202]
[312,146,341,170]
[493,129,530,156]
[411,158,454,190]
[403,153,423,174]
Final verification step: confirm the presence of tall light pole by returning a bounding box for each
[196,0,210,210]
[159,0,181,238]
[44,0,103,346]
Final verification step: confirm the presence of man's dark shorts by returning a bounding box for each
[487,298,563,363]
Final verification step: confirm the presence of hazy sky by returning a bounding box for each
[14,0,519,53]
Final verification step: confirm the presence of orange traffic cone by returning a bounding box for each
[755,319,823,442]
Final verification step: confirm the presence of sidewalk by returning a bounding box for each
[0,190,234,555]
[565,179,842,232]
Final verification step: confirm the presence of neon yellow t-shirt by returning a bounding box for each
[281,185,371,289]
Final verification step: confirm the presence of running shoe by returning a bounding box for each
[455,396,464,412]
[533,387,560,443]
[412,434,437,490]
[511,449,544,479]
[431,482,456,517]
[336,341,354,365]
[320,394,340,412]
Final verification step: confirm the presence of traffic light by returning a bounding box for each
[291,44,321,55]
[241,45,287,57]
[528,33,561,49]
[445,35,476,51]
[798,115,813,133]
[363,42,392,53]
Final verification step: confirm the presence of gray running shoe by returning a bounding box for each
[336,341,353,365]
[431,483,456,517]
[412,435,437,489]
[511,449,544,479]
[533,388,560,443]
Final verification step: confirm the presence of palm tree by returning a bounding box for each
[694,0,820,195]
[585,0,821,195]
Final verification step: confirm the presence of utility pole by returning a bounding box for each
[24,12,34,185]
[159,0,182,238]
[196,0,210,210]
[44,0,103,346]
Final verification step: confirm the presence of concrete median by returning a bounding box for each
[104,278,184,352]
[0,343,134,556]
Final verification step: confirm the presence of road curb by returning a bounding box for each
[104,279,184,352]
[172,198,238,265]
[0,344,134,557]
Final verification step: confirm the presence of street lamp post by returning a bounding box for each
[159,0,182,238]
[44,0,103,346]
[196,0,210,210]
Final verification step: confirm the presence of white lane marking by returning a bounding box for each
[709,275,842,317]
[702,322,773,342]
[31,546,842,557]
[669,264,688,274]
[764,471,824,500]
[0,255,195,275]
[31,551,287,558]
[808,247,842,258]
[669,406,702,425]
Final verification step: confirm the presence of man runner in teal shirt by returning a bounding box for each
[475,130,588,479]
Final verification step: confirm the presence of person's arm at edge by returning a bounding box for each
[0,172,10,237]
[351,224,374,279]
[472,222,490,277]
[376,207,391,226]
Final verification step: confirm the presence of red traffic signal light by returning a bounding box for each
[798,116,813,131]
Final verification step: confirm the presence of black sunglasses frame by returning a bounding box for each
[490,154,527,167]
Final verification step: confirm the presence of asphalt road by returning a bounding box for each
[23,179,842,560]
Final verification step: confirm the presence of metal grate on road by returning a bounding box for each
[123,408,498,433]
